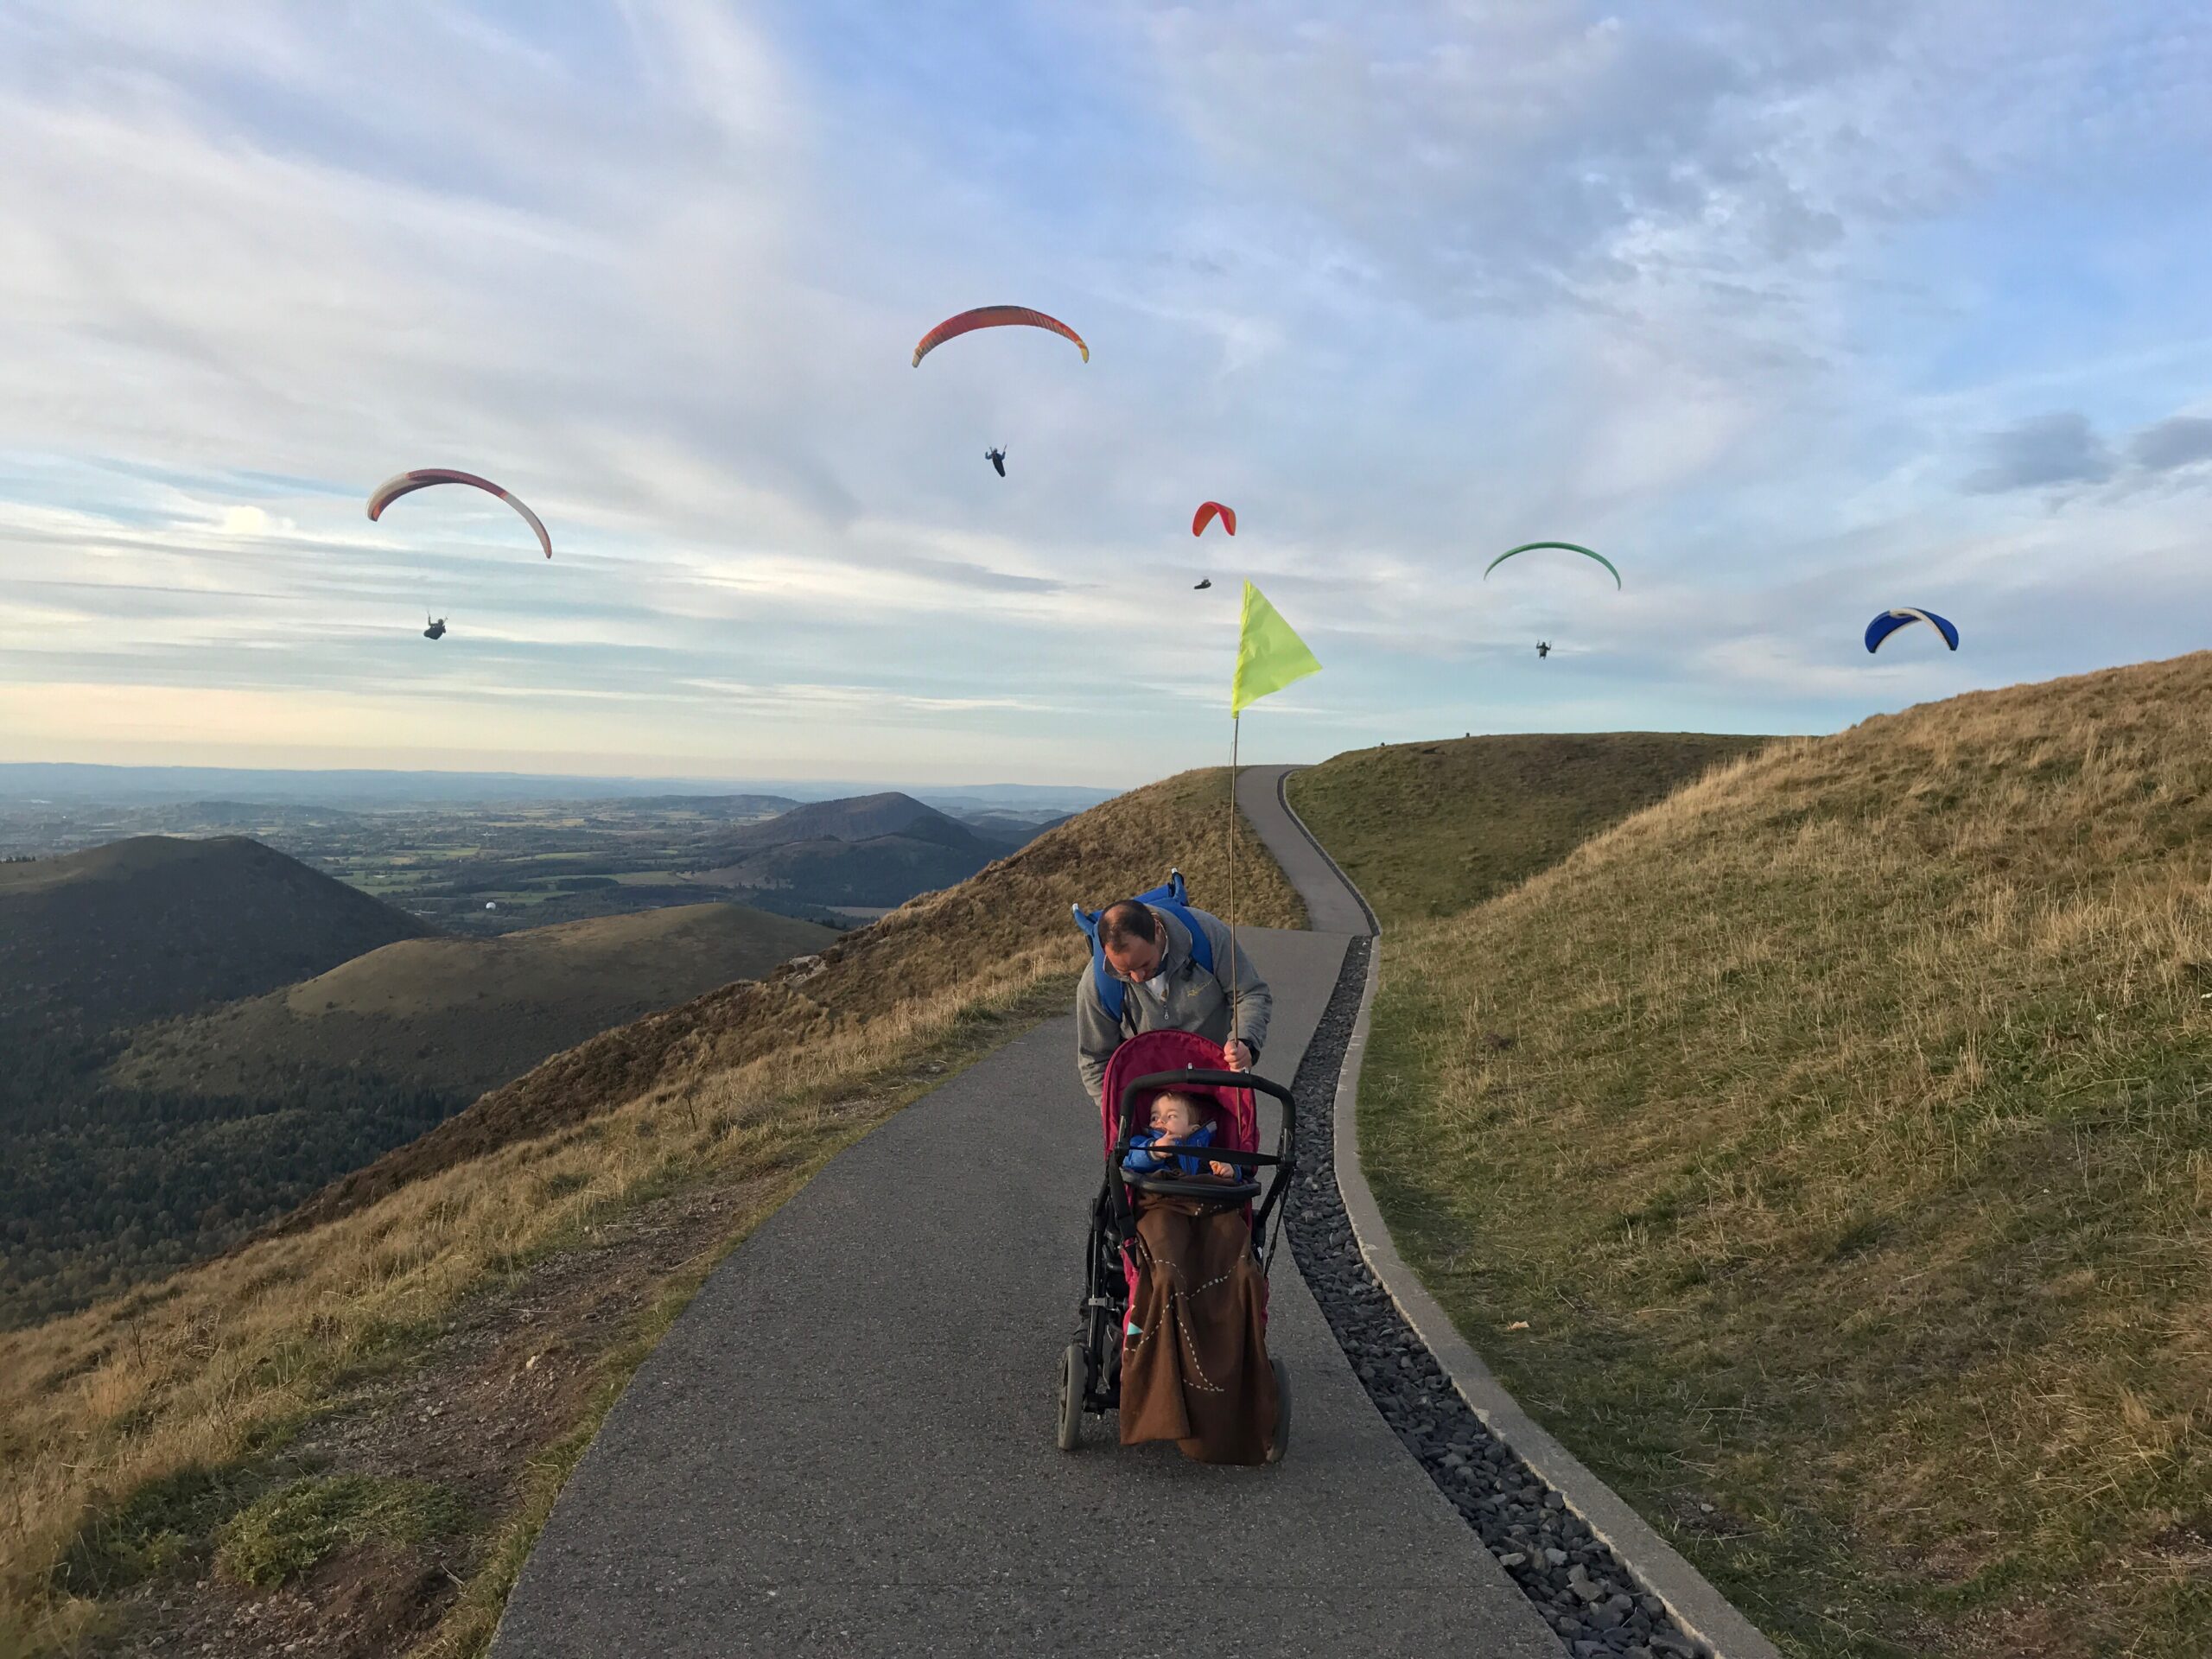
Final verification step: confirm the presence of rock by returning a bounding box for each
[1496,1552,1527,1568]
[1544,1490,1567,1510]
[1543,1548,1569,1567]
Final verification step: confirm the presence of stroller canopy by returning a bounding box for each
[1096,1028,1259,1162]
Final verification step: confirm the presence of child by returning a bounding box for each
[1122,1090,1236,1179]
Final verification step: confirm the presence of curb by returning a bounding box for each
[1273,769,1782,1659]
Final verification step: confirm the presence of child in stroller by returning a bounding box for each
[1057,1027,1294,1465]
[1123,1089,1237,1179]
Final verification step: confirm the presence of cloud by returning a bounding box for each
[1962,412,2116,493]
[2127,415,2212,474]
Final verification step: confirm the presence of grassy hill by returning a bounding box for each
[2,905,836,1330]
[1287,732,1769,923]
[117,903,837,1103]
[1336,659,2212,1657]
[0,768,1300,1656]
[0,837,429,1105]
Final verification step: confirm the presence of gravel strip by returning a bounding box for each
[1281,937,1712,1659]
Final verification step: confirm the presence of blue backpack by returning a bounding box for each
[1072,868,1215,1025]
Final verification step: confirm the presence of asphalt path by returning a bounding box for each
[493,779,1560,1658]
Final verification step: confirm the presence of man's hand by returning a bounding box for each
[1224,1039,1254,1071]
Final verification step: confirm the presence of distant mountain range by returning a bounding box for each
[0,762,1118,815]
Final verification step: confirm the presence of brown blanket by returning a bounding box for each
[1119,1192,1278,1465]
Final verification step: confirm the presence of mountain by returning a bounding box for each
[114,903,837,1104]
[1,903,836,1328]
[953,809,1073,849]
[0,836,429,1093]
[704,791,982,854]
[686,792,1009,909]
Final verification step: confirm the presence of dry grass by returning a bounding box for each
[1355,654,2212,1656]
[0,767,1299,1656]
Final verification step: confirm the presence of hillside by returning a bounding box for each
[118,903,838,1103]
[684,791,1011,911]
[1287,732,1769,922]
[1351,656,2212,1657]
[0,835,429,1037]
[0,767,1301,1657]
[1,905,835,1329]
[703,791,978,854]
[0,836,430,1110]
[272,770,1301,1237]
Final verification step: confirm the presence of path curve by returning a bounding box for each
[491,793,1560,1657]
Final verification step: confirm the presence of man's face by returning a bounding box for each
[1103,928,1161,984]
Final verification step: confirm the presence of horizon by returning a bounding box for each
[4,4,2208,781]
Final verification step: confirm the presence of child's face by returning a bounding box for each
[1150,1094,1203,1139]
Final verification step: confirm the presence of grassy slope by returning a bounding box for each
[0,768,1299,1656]
[1289,733,1768,921]
[114,903,839,1103]
[1318,664,2212,1658]
[0,836,429,1055]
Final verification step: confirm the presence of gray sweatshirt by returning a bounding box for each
[1075,904,1272,1105]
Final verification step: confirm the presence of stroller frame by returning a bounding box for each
[1057,1039,1299,1457]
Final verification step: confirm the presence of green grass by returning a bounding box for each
[215,1475,467,1588]
[1306,662,2212,1657]
[1288,732,1768,923]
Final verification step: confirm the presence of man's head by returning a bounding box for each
[1149,1090,1210,1141]
[1098,900,1163,982]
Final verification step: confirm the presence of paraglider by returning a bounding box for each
[423,615,447,641]
[1192,501,1236,537]
[1535,640,1551,658]
[1484,542,1621,589]
[986,447,1007,477]
[912,306,1089,367]
[1865,607,1959,654]
[1193,578,1213,591]
[368,469,552,558]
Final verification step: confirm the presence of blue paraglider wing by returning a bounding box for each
[1865,607,1960,654]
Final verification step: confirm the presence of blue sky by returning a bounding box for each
[2,1,2209,788]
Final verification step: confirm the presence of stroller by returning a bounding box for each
[1056,1025,1298,1460]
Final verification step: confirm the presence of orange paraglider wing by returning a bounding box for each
[1192,501,1236,537]
[912,306,1088,367]
[367,469,552,558]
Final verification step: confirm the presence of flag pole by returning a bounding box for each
[1227,710,1240,1064]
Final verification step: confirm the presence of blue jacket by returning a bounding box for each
[1123,1122,1222,1178]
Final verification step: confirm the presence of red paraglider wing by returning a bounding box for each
[366,469,552,559]
[912,306,1089,367]
[1192,501,1236,537]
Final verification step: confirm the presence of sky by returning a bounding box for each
[3,1,2209,789]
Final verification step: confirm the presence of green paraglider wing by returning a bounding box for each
[1484,541,1621,589]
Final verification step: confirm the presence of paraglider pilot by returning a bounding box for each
[985,447,1007,477]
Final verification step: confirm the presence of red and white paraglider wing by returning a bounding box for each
[366,468,552,558]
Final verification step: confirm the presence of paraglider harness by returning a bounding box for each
[1072,868,1213,1027]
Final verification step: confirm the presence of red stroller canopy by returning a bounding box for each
[1096,1028,1260,1162]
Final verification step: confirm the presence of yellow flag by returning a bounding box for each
[1231,581,1322,715]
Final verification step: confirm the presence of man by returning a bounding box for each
[1075,893,1271,1106]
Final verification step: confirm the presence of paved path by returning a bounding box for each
[493,780,1560,1657]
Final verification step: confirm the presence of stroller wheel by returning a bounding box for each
[1266,1357,1291,1464]
[1057,1343,1086,1452]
